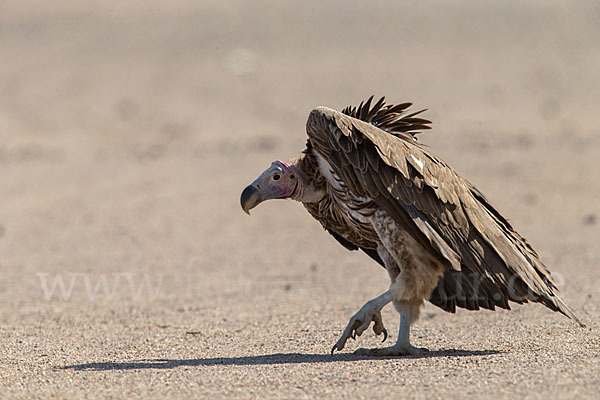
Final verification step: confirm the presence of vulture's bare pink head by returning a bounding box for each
[240,160,298,214]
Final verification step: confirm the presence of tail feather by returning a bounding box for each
[551,294,585,327]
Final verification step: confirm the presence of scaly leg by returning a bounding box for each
[331,290,392,354]
[348,210,440,356]
[353,306,429,356]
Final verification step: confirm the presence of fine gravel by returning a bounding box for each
[1,1,599,398]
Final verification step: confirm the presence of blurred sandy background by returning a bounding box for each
[1,1,599,398]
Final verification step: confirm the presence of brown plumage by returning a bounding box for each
[241,96,583,356]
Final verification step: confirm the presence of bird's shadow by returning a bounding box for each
[61,349,501,371]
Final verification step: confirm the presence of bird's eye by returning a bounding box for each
[290,175,295,179]
[273,174,281,181]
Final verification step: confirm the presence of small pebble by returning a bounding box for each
[583,214,597,225]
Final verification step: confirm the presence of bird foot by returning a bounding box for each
[353,344,429,357]
[331,300,388,354]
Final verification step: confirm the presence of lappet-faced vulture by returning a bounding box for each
[240,96,584,356]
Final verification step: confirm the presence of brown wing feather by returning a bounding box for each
[306,105,583,325]
[341,96,432,140]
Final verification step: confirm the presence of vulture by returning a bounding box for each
[240,96,584,356]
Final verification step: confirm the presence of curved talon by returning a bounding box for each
[332,299,390,355]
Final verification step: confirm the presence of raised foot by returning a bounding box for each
[353,344,429,357]
[331,302,388,354]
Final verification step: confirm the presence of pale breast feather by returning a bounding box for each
[315,152,376,225]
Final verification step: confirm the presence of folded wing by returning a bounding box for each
[306,105,583,325]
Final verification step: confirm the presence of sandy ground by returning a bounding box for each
[1,1,599,398]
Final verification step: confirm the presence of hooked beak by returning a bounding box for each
[240,184,262,215]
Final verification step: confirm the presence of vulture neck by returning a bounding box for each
[290,156,326,204]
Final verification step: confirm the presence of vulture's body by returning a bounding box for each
[241,97,583,356]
